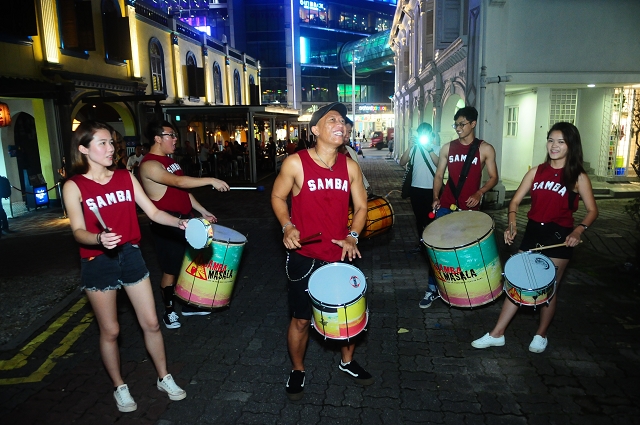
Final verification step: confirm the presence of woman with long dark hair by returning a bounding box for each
[63,121,188,412]
[471,122,598,353]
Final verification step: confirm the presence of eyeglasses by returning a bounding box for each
[161,133,178,139]
[452,121,470,129]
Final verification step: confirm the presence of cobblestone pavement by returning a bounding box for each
[0,149,639,424]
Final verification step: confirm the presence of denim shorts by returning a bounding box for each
[286,251,326,320]
[80,243,149,291]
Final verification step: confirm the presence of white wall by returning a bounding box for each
[505,0,640,77]
[576,88,607,171]
[501,91,537,182]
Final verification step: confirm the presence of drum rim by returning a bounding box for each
[308,262,367,305]
[503,252,556,290]
[422,211,495,249]
[211,224,247,244]
[308,291,366,308]
[185,219,212,249]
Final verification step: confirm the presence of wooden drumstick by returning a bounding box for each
[89,207,109,231]
[528,240,582,252]
[300,232,322,244]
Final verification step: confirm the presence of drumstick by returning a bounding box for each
[300,232,322,244]
[228,186,265,192]
[89,207,109,231]
[528,240,582,252]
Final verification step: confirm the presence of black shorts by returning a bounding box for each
[286,251,327,320]
[150,221,187,276]
[519,220,574,260]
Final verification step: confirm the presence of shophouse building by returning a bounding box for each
[391,0,640,206]
[0,0,286,216]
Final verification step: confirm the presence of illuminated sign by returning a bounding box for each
[357,104,390,113]
[300,1,325,11]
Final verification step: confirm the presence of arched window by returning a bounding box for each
[233,70,242,105]
[186,51,204,100]
[213,62,223,104]
[149,38,165,93]
[186,51,197,67]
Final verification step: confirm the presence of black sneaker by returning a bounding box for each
[285,370,305,401]
[181,304,211,316]
[339,360,374,385]
[163,311,181,329]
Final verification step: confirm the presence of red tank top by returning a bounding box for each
[439,139,483,210]
[528,163,579,227]
[139,153,192,215]
[291,150,350,262]
[70,170,141,258]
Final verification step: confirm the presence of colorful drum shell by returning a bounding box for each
[422,211,503,308]
[348,195,394,239]
[185,218,214,249]
[308,263,368,340]
[503,252,556,306]
[176,225,247,308]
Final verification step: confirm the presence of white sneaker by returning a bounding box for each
[157,374,187,400]
[471,333,505,349]
[113,384,137,412]
[529,335,548,353]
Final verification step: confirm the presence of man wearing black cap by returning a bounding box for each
[272,102,373,401]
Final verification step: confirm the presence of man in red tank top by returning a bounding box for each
[272,102,373,401]
[139,120,230,329]
[432,106,499,213]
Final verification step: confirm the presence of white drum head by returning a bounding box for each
[308,263,366,306]
[504,252,556,290]
[212,224,247,244]
[422,211,494,249]
[185,218,212,249]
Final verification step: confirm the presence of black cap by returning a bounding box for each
[344,116,354,126]
[309,102,348,128]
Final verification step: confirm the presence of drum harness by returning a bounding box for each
[447,138,481,209]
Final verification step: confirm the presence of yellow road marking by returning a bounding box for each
[0,297,87,371]
[0,312,94,385]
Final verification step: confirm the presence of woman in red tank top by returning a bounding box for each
[63,121,190,412]
[471,122,598,354]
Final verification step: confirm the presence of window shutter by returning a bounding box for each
[435,0,461,50]
[76,2,95,51]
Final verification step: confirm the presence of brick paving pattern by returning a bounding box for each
[0,149,639,424]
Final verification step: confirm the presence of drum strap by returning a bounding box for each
[447,138,481,207]
[416,146,435,176]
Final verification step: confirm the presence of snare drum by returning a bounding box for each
[176,225,247,308]
[308,263,368,340]
[503,252,556,307]
[348,195,394,238]
[422,211,503,308]
[185,218,214,249]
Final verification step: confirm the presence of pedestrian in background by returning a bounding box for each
[472,122,598,353]
[0,174,11,235]
[399,123,439,308]
[63,121,187,412]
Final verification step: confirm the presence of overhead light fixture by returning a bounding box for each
[587,84,596,88]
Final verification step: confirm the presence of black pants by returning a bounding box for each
[409,186,434,238]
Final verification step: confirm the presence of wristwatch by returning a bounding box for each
[347,230,359,244]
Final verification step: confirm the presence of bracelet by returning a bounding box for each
[282,221,294,233]
[508,211,517,214]
[579,223,588,231]
[96,232,102,246]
